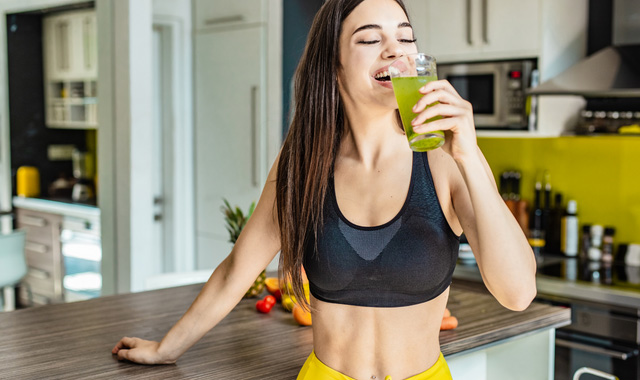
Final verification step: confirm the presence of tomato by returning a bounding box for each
[264,295,276,307]
[256,295,275,313]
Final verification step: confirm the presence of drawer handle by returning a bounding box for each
[22,215,48,227]
[251,85,259,187]
[28,268,51,280]
[204,15,244,26]
[482,0,489,44]
[466,0,472,45]
[26,242,49,254]
[556,338,637,360]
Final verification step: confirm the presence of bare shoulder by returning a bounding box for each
[426,149,464,236]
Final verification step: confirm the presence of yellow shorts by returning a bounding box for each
[297,351,453,380]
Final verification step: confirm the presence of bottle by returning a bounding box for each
[601,227,616,263]
[547,193,563,254]
[542,175,552,253]
[561,200,579,256]
[579,224,591,261]
[528,181,545,260]
[588,225,604,261]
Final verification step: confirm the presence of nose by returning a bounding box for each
[382,39,406,60]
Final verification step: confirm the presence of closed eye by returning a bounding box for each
[357,38,416,45]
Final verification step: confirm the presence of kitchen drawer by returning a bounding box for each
[24,241,55,273]
[16,209,62,246]
[194,0,265,30]
[18,286,53,306]
[62,215,100,237]
[23,268,60,298]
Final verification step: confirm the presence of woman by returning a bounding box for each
[112,0,537,378]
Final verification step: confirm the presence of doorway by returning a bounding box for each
[152,23,175,273]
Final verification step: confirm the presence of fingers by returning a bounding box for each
[112,337,137,354]
[414,115,465,134]
[420,79,461,97]
[117,348,131,361]
[412,89,462,116]
[412,103,468,127]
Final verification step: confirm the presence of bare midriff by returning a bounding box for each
[310,287,450,379]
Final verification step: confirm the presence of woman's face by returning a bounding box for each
[338,0,418,110]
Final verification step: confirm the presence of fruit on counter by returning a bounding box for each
[443,308,451,318]
[256,295,276,313]
[221,199,265,298]
[265,277,282,301]
[246,270,267,298]
[263,295,276,307]
[293,304,312,326]
[440,316,458,331]
[281,295,296,312]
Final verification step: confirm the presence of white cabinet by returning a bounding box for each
[193,0,265,30]
[481,0,540,57]
[194,25,266,268]
[43,10,97,80]
[42,9,98,129]
[406,0,540,63]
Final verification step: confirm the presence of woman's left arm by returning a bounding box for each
[412,80,537,311]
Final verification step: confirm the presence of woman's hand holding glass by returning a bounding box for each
[410,80,478,162]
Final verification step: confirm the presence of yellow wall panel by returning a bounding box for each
[477,136,640,245]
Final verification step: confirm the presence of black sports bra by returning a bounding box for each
[303,151,460,307]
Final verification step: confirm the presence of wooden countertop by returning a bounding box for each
[0,280,570,379]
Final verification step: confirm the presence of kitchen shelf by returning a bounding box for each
[43,10,98,130]
[45,79,98,128]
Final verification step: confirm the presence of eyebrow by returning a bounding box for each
[352,22,412,36]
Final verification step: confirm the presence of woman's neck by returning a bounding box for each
[340,104,408,169]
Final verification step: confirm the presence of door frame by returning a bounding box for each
[152,16,195,274]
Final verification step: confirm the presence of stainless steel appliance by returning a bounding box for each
[438,59,537,131]
[536,256,640,380]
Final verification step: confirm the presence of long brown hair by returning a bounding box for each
[276,0,410,310]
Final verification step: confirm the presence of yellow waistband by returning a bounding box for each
[297,351,452,380]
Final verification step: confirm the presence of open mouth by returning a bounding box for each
[374,70,391,82]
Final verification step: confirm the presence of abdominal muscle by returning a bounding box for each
[310,287,450,380]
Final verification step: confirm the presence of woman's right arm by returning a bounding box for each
[112,156,282,364]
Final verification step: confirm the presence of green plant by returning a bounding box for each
[221,199,265,298]
[222,199,255,244]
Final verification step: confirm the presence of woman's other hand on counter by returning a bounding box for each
[112,337,176,365]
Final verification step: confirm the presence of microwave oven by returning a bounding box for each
[437,59,537,131]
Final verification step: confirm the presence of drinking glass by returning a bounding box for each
[389,53,444,152]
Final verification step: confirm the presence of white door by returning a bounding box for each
[152,25,175,272]
[194,26,265,269]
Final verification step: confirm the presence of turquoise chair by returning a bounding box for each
[0,230,27,312]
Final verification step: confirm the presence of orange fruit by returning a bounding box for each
[293,304,312,326]
[265,277,279,294]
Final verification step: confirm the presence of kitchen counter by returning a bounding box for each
[0,281,569,379]
[13,196,99,220]
[454,260,640,310]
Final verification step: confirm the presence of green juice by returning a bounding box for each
[391,76,444,152]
